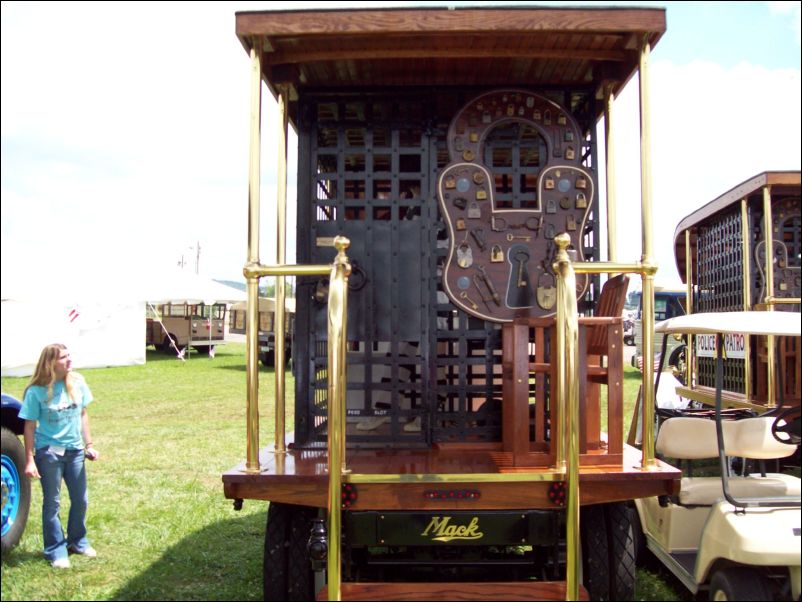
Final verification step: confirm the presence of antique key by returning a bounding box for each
[515,250,529,287]
[470,228,487,252]
[459,291,479,310]
[506,233,532,242]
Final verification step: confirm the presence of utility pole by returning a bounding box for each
[193,241,201,274]
[177,254,186,269]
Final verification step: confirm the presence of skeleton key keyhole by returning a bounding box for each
[506,244,535,308]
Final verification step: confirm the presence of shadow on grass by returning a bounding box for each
[109,511,266,601]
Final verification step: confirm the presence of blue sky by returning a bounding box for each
[1,1,800,292]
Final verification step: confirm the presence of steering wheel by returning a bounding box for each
[770,405,801,446]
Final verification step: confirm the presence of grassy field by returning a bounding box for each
[1,343,688,600]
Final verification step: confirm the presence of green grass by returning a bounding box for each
[2,344,686,600]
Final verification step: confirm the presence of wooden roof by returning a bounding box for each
[236,6,665,122]
[673,171,801,283]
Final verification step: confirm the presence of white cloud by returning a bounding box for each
[768,1,802,45]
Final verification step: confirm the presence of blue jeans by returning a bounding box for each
[34,447,90,561]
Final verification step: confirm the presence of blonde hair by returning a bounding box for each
[24,343,81,403]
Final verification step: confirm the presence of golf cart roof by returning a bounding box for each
[655,311,802,337]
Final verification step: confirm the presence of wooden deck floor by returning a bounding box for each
[223,442,680,510]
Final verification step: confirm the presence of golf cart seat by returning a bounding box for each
[657,416,800,506]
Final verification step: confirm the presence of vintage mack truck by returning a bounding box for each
[222,6,682,600]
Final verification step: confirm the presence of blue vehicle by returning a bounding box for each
[1,393,31,556]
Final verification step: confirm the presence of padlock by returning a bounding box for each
[544,109,552,125]
[575,176,587,189]
[476,188,487,201]
[544,223,556,239]
[467,201,481,219]
[455,120,466,135]
[566,214,577,231]
[576,192,587,209]
[454,137,464,152]
[445,175,457,190]
[482,111,492,124]
[518,106,525,116]
[537,271,557,310]
[565,146,575,160]
[473,171,485,185]
[565,131,574,142]
[533,109,541,121]
[557,114,567,125]
[544,177,555,190]
[456,218,467,231]
[456,243,473,268]
[507,103,515,116]
[463,149,475,162]
[526,96,535,108]
[469,132,479,143]
[490,245,504,263]
[546,199,557,214]
[560,196,572,210]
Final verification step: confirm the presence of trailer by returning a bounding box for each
[222,7,681,600]
[229,297,295,366]
[672,171,801,410]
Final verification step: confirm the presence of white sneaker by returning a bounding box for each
[51,557,71,569]
[356,416,390,431]
[68,545,97,558]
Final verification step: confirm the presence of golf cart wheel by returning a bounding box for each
[264,502,316,601]
[709,567,773,601]
[1,427,31,556]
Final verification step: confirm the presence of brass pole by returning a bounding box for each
[685,230,694,389]
[245,37,263,474]
[327,237,351,602]
[762,185,776,407]
[741,198,752,399]
[553,234,581,601]
[638,36,658,469]
[275,86,290,455]
[604,83,617,262]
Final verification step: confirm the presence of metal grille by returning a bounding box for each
[696,208,745,392]
[294,89,599,447]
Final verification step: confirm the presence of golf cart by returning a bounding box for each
[633,311,801,601]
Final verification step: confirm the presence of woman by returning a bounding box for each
[20,344,100,569]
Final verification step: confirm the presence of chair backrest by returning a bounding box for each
[587,274,629,355]
[656,416,797,460]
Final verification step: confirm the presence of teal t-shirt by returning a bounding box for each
[19,376,93,450]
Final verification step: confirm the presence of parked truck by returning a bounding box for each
[228,298,294,366]
[223,6,680,601]
[146,302,226,355]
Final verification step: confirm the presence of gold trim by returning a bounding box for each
[685,230,694,391]
[345,472,565,484]
[553,233,581,602]
[639,37,658,472]
[572,261,655,275]
[762,186,775,407]
[245,37,263,475]
[327,236,351,602]
[275,86,290,455]
[244,264,331,278]
[605,83,617,262]
[740,198,751,399]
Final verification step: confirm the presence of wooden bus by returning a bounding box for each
[222,6,680,600]
[671,171,801,411]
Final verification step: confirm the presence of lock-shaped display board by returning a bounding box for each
[437,89,594,322]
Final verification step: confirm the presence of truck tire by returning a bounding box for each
[580,502,636,601]
[264,502,316,601]
[1,427,31,557]
[261,351,275,367]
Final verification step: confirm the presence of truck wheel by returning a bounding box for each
[264,502,316,601]
[261,351,275,367]
[1,427,31,556]
[709,567,773,601]
[580,502,636,601]
[162,336,175,353]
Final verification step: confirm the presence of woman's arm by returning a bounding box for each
[23,420,40,478]
[81,408,99,460]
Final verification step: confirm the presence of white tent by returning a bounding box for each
[1,268,146,378]
[1,267,245,377]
